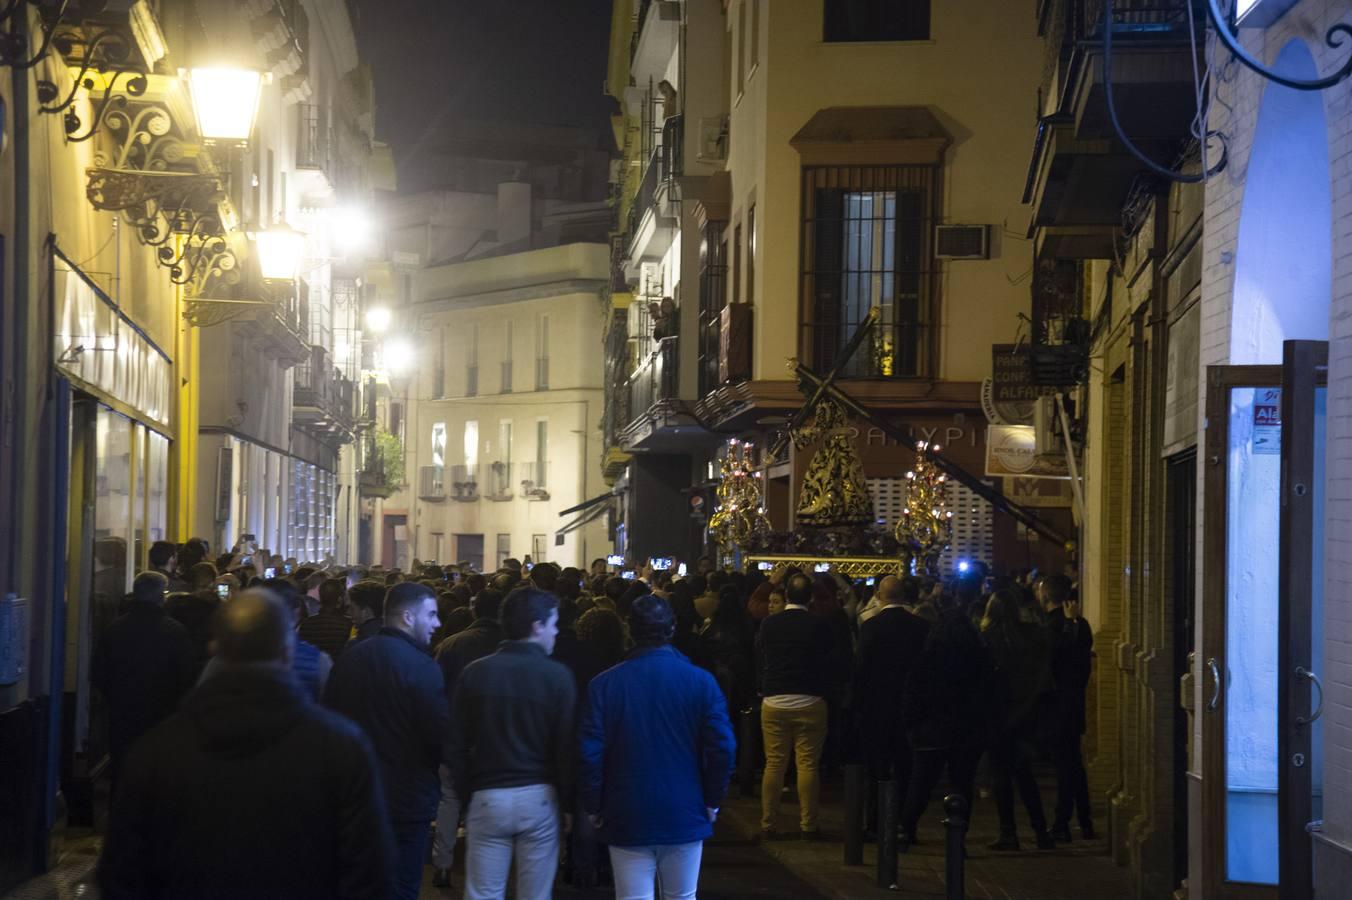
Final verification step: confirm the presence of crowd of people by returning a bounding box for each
[87,539,1094,899]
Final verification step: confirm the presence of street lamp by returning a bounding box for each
[365,306,392,333]
[255,221,307,281]
[383,335,415,377]
[330,205,374,255]
[187,68,264,143]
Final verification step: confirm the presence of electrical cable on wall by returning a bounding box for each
[1102,0,1228,184]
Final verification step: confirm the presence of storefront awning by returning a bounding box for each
[555,500,609,537]
[557,491,615,518]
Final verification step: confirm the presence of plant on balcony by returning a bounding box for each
[359,428,404,498]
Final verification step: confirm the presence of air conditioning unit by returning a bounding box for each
[696,116,728,161]
[935,225,990,260]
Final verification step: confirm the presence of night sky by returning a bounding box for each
[352,0,614,164]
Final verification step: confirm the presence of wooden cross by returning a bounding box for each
[774,310,1071,547]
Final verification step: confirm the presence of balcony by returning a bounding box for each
[295,103,335,200]
[450,465,480,501]
[418,465,446,501]
[626,336,679,428]
[293,347,355,444]
[484,462,514,501]
[359,430,402,499]
[625,146,678,275]
[630,0,680,82]
[1025,0,1204,255]
[518,462,550,501]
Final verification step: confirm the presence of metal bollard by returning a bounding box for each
[738,707,757,798]
[943,794,970,900]
[843,763,866,865]
[876,780,898,890]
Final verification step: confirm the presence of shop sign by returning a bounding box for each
[984,425,1070,480]
[1253,389,1281,455]
[988,344,1056,425]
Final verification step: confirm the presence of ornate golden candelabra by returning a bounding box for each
[896,441,953,576]
[709,439,770,553]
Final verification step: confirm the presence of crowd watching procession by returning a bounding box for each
[89,538,1093,899]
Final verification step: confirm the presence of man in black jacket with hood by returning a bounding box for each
[98,588,394,899]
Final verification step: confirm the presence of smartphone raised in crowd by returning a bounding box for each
[216,584,230,599]
[677,563,687,577]
[283,563,293,575]
[649,557,673,571]
[263,567,276,579]
[606,554,624,567]
[757,562,774,572]
[621,570,636,581]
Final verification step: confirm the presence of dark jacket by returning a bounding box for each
[90,601,198,769]
[324,629,448,823]
[579,646,736,847]
[982,621,1053,732]
[165,592,221,675]
[446,641,576,803]
[853,606,931,726]
[298,610,354,661]
[347,617,382,649]
[755,607,834,699]
[1046,608,1094,735]
[98,666,394,900]
[901,613,995,750]
[434,618,504,698]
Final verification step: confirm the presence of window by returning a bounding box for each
[733,223,742,304]
[490,420,513,497]
[501,320,513,393]
[698,221,729,397]
[737,1,747,93]
[432,326,445,398]
[532,534,547,564]
[535,419,548,488]
[389,401,403,437]
[496,533,511,569]
[535,314,549,390]
[466,323,479,397]
[749,0,760,71]
[802,165,936,377]
[431,422,446,469]
[463,420,479,468]
[747,203,756,302]
[824,0,930,42]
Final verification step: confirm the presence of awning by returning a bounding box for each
[555,499,609,537]
[557,491,616,517]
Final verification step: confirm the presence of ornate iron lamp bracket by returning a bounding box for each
[0,0,65,69]
[1205,0,1352,91]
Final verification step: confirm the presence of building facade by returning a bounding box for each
[603,0,1071,569]
[0,0,376,887]
[368,126,614,572]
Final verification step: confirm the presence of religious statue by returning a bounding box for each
[792,396,873,528]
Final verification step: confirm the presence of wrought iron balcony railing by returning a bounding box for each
[450,465,479,501]
[626,336,679,425]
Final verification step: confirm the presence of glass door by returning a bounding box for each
[1201,342,1326,900]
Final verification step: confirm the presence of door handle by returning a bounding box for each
[1296,666,1324,725]
[1206,657,1221,712]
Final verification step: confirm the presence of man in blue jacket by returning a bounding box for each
[325,582,446,900]
[579,594,736,899]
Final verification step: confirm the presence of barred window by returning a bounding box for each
[801,165,937,377]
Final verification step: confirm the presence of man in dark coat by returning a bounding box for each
[98,588,394,899]
[853,575,931,835]
[298,576,354,659]
[1039,574,1096,841]
[429,586,504,887]
[90,571,197,788]
[345,578,385,647]
[325,582,447,900]
[579,594,735,896]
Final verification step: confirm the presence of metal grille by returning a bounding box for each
[867,476,994,571]
[801,165,938,378]
[699,221,728,397]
